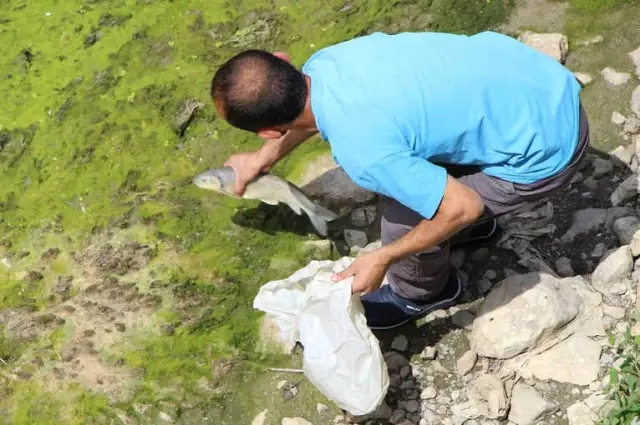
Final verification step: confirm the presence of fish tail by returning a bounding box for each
[289,186,339,237]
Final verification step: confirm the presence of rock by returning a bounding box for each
[399,400,420,414]
[611,174,640,206]
[316,404,329,415]
[579,35,604,46]
[560,208,606,243]
[282,418,313,425]
[592,157,614,177]
[624,117,640,135]
[158,412,174,423]
[344,229,367,250]
[421,387,437,400]
[605,206,637,229]
[613,216,640,244]
[603,304,625,319]
[555,257,574,277]
[484,270,497,280]
[574,72,593,86]
[630,46,640,77]
[470,272,581,359]
[601,67,631,86]
[115,323,125,332]
[470,248,489,263]
[518,32,568,63]
[508,383,557,425]
[420,346,437,360]
[567,394,615,425]
[457,350,477,375]
[609,144,634,168]
[450,249,466,269]
[591,246,633,294]
[451,309,475,330]
[384,351,409,372]
[391,335,409,352]
[591,243,606,258]
[608,281,629,296]
[523,335,601,385]
[173,98,204,136]
[390,409,406,424]
[611,111,627,125]
[476,279,492,295]
[55,275,74,294]
[251,410,268,425]
[399,364,412,379]
[350,206,376,227]
[297,153,375,214]
[632,85,640,117]
[469,374,509,420]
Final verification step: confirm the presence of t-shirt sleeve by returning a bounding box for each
[354,150,449,220]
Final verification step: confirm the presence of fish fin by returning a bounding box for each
[306,211,329,237]
[288,187,340,236]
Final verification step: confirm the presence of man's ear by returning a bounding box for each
[257,129,284,140]
[273,51,292,63]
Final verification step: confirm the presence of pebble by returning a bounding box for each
[457,350,477,376]
[556,257,574,277]
[316,403,329,415]
[390,409,406,423]
[612,111,627,125]
[601,67,631,86]
[451,310,475,330]
[392,335,410,352]
[277,380,288,390]
[420,346,437,360]
[421,387,437,400]
[400,364,412,379]
[483,270,497,280]
[401,400,420,414]
[476,279,492,295]
[344,229,368,250]
[603,304,626,319]
[591,243,606,258]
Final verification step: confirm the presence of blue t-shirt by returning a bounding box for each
[301,31,582,220]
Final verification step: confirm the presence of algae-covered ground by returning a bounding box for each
[0,0,639,424]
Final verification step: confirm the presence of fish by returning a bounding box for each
[193,167,339,236]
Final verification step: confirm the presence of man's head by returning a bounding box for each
[211,50,308,138]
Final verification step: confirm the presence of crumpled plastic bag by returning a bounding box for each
[253,256,389,416]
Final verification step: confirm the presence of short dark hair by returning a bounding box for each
[211,50,308,132]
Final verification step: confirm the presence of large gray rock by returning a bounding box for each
[470,272,581,359]
[523,335,601,385]
[469,374,508,420]
[613,216,640,255]
[591,245,633,294]
[508,384,557,425]
[560,208,606,243]
[518,32,568,63]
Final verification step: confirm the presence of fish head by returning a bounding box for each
[192,167,236,194]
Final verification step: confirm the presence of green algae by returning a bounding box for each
[1,0,624,423]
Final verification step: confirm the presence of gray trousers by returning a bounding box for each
[383,103,590,301]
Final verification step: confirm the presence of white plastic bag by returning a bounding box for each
[253,257,389,416]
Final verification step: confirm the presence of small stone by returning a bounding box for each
[508,383,557,425]
[451,249,466,269]
[567,394,615,425]
[613,216,640,245]
[350,206,376,227]
[624,117,640,135]
[601,67,631,86]
[450,390,461,401]
[611,175,640,206]
[421,386,437,400]
[401,400,420,414]
[420,346,437,360]
[611,111,627,125]
[609,144,634,168]
[483,270,497,280]
[451,309,475,330]
[390,409,406,424]
[571,171,584,184]
[555,257,574,277]
[391,335,409,352]
[457,350,477,376]
[518,32,568,63]
[603,304,626,319]
[400,380,416,390]
[400,364,412,379]
[476,279,492,295]
[385,351,409,372]
[574,72,593,86]
[316,403,329,415]
[344,229,367,250]
[591,246,633,294]
[251,410,268,425]
[334,415,344,423]
[608,281,629,296]
[633,86,640,117]
[158,412,174,423]
[277,380,288,390]
[591,243,606,258]
[592,157,614,177]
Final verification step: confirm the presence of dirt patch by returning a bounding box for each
[75,239,156,279]
[499,0,569,35]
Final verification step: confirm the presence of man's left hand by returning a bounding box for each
[331,249,393,294]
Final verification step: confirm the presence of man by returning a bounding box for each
[210,30,588,330]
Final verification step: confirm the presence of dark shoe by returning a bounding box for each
[451,218,497,248]
[360,270,462,330]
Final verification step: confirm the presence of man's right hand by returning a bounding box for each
[224,151,269,196]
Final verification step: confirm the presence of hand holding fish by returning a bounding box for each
[331,250,393,294]
[224,151,270,195]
